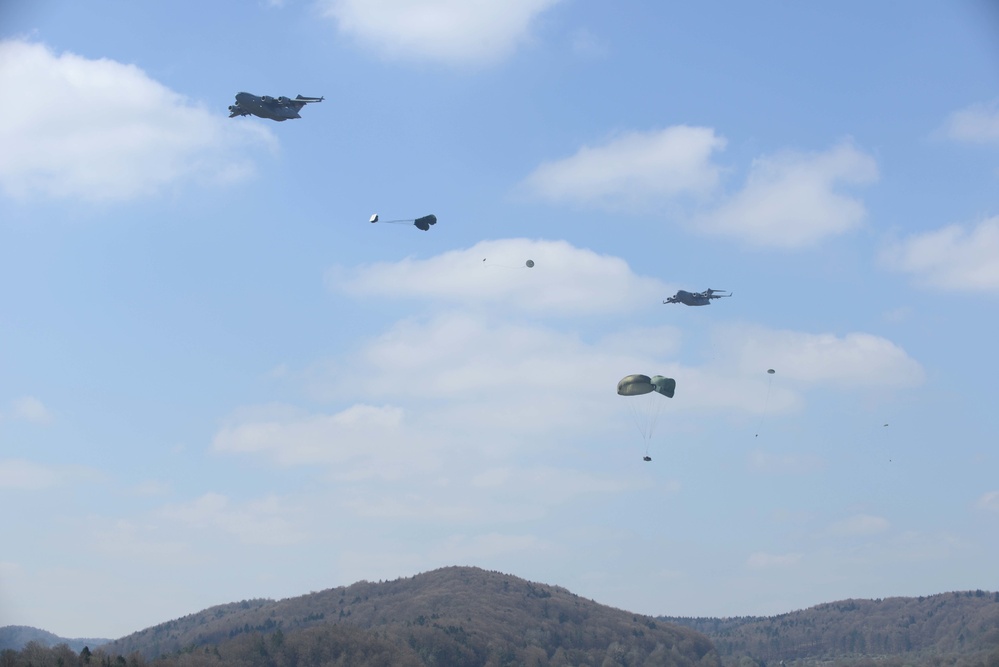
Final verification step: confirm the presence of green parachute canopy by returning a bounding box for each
[617,374,675,398]
[617,374,654,396]
[650,375,676,398]
[618,373,677,455]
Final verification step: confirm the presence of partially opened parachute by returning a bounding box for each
[617,374,675,398]
[618,374,676,458]
[369,213,437,231]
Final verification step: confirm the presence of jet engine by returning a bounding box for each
[261,95,276,104]
[277,96,291,105]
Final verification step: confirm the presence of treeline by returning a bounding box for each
[662,590,999,667]
[1,642,141,667]
[3,623,717,667]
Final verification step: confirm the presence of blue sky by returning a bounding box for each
[2,0,998,639]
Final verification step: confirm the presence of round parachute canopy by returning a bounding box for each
[525,259,535,268]
[617,374,654,396]
[767,368,775,374]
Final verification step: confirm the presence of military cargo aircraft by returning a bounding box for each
[228,92,323,121]
[664,288,732,306]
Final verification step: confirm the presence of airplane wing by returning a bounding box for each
[284,94,324,111]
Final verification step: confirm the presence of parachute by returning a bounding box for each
[369,213,437,231]
[618,374,676,459]
[616,374,675,398]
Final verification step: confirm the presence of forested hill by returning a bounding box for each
[100,566,719,667]
[0,625,110,652]
[661,590,999,665]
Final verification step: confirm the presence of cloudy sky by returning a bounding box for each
[2,0,998,639]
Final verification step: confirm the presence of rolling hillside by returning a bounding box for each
[101,566,719,667]
[661,590,999,666]
[0,625,110,652]
[10,572,998,667]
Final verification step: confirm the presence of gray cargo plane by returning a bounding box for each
[664,288,732,306]
[228,92,324,121]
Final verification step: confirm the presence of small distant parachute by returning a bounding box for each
[369,213,437,231]
[767,368,775,374]
[618,374,676,459]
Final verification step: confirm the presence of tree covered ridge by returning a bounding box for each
[0,627,110,653]
[660,589,999,666]
[42,566,718,667]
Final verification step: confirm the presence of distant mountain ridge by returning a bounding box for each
[8,573,999,666]
[661,589,999,664]
[101,566,719,666]
[0,625,110,652]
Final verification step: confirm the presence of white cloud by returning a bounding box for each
[522,126,726,211]
[522,132,877,248]
[826,514,890,537]
[0,459,100,491]
[90,518,191,561]
[8,396,51,423]
[0,39,275,202]
[320,0,562,66]
[323,248,922,438]
[329,238,671,316]
[697,141,879,248]
[719,325,924,389]
[159,492,307,546]
[1,396,51,423]
[214,315,682,475]
[338,466,634,524]
[0,459,62,490]
[212,403,413,471]
[747,552,802,569]
[977,490,999,513]
[942,101,999,144]
[128,480,172,497]
[316,312,682,423]
[880,216,999,292]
